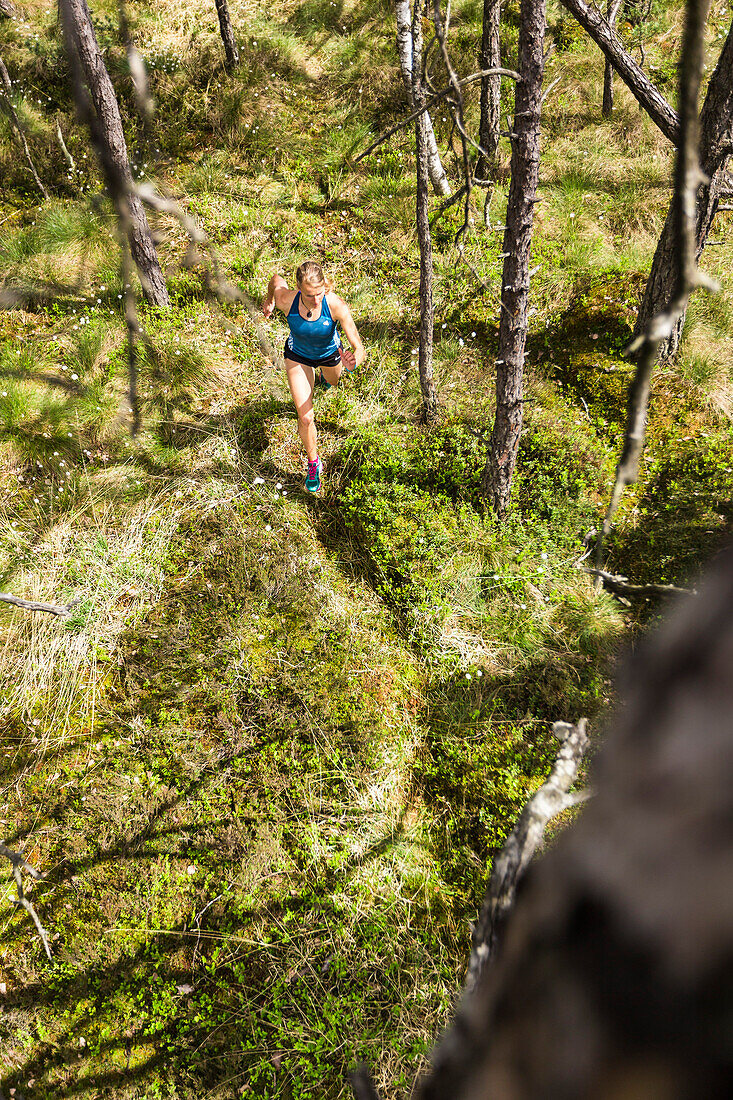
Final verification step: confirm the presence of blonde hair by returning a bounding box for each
[296,260,333,292]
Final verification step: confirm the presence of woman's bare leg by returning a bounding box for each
[285,358,318,461]
[320,358,344,387]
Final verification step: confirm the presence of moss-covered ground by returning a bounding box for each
[1,0,731,1096]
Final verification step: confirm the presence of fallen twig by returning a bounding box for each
[585,568,693,599]
[0,593,81,616]
[0,842,52,960]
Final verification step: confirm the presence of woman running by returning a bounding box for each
[263,261,365,493]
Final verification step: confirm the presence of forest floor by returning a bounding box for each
[1,0,732,1097]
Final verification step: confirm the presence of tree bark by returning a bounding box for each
[59,0,169,308]
[214,0,240,71]
[0,0,15,18]
[485,0,546,516]
[412,1,439,424]
[476,0,502,179]
[602,0,623,117]
[560,0,679,143]
[395,0,451,196]
[634,18,733,358]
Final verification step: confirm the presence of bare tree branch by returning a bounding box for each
[586,569,693,599]
[0,54,50,199]
[0,593,81,616]
[354,67,519,165]
[0,842,52,960]
[466,719,590,994]
[56,118,76,172]
[633,17,733,359]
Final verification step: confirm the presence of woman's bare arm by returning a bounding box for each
[329,294,366,368]
[263,274,295,318]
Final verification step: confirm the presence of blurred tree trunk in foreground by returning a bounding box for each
[214,0,240,71]
[419,541,733,1098]
[395,0,451,196]
[485,0,546,516]
[412,0,439,423]
[476,0,502,180]
[59,0,169,308]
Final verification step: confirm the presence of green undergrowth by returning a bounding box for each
[608,429,733,592]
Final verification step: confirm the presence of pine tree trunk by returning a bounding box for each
[602,1,623,117]
[214,0,240,71]
[485,0,546,516]
[476,0,502,180]
[634,18,733,358]
[412,2,439,424]
[395,0,450,197]
[59,0,169,308]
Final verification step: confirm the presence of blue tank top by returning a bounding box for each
[286,293,341,359]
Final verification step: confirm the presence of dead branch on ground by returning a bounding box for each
[586,569,693,600]
[0,842,52,960]
[0,593,81,616]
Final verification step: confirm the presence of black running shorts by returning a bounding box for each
[283,339,341,370]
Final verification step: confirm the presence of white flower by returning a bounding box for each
[253,476,265,485]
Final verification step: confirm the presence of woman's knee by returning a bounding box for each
[298,406,315,429]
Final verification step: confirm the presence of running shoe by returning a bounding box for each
[305,456,322,493]
[315,369,332,390]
